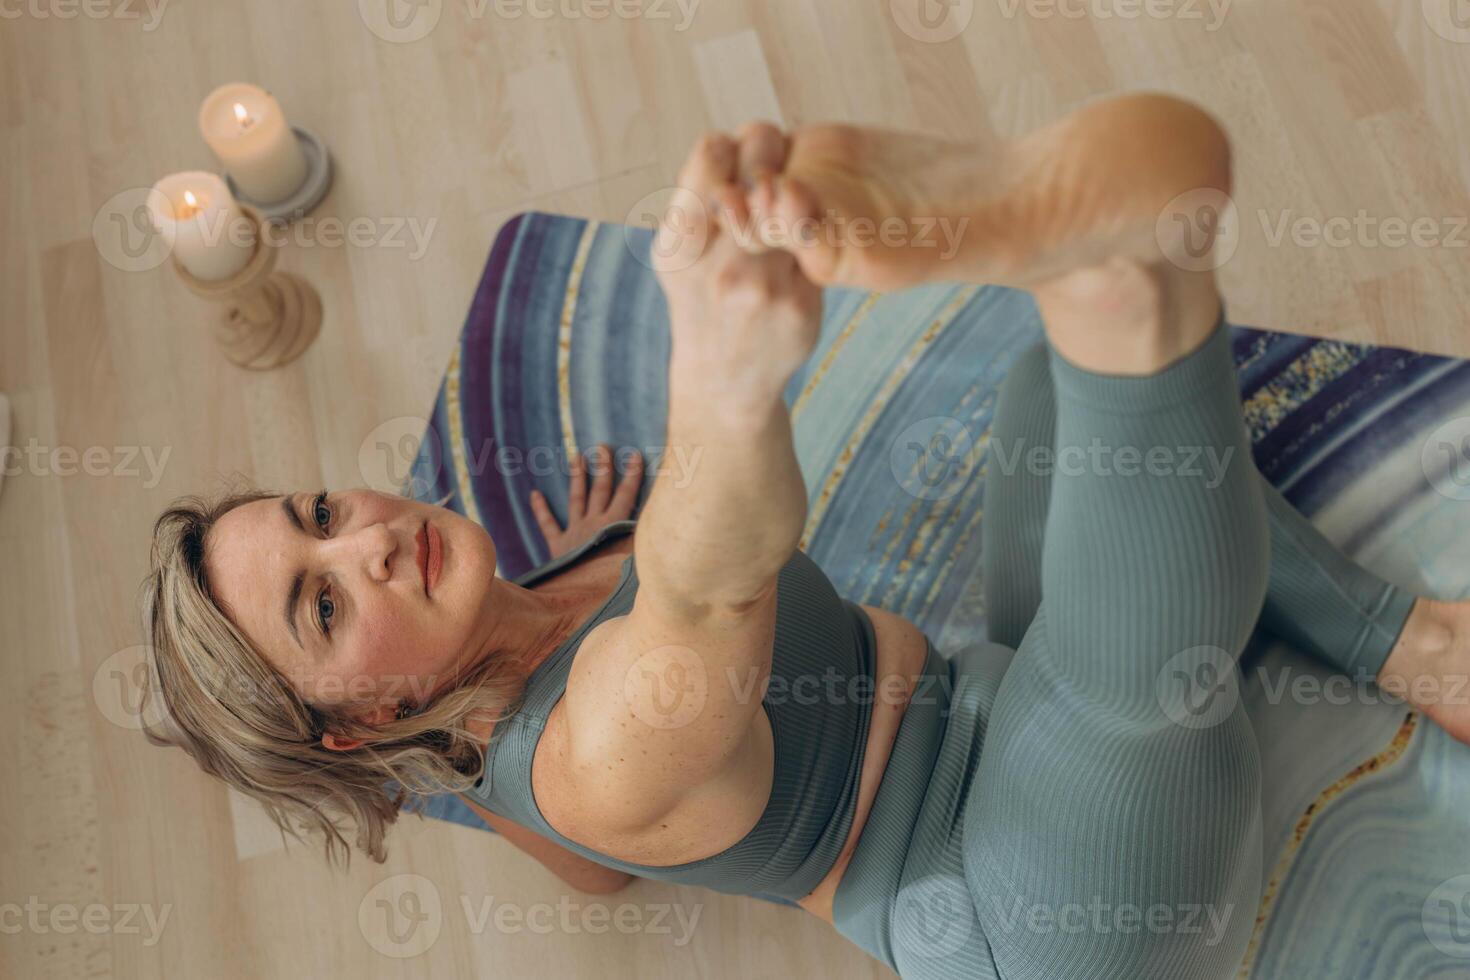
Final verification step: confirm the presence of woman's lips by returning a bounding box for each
[426,522,443,595]
[415,522,432,596]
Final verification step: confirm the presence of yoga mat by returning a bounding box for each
[408,212,1470,977]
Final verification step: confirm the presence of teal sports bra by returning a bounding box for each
[463,519,879,901]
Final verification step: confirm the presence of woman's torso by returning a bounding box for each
[492,522,930,923]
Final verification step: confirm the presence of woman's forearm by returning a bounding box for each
[634,357,808,614]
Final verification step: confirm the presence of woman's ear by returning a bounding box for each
[321,731,365,751]
[320,702,398,751]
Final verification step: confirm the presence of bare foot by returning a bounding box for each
[732,93,1232,295]
[725,93,1233,375]
[1379,598,1470,745]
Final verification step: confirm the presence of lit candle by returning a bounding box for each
[198,83,309,204]
[147,171,256,282]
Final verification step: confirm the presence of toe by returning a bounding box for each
[735,121,789,185]
[769,176,843,285]
[678,132,739,200]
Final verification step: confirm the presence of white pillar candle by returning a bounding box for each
[147,171,256,282]
[198,83,309,204]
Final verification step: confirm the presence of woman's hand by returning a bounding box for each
[529,444,644,559]
[652,126,823,423]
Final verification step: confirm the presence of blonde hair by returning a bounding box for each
[138,481,525,868]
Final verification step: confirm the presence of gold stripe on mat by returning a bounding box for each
[1235,711,1420,979]
[558,222,601,462]
[791,293,883,424]
[444,343,483,528]
[799,287,979,550]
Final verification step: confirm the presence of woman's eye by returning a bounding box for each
[313,494,331,530]
[316,589,336,632]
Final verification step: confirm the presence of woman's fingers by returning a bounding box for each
[567,448,587,516]
[735,121,788,185]
[588,444,615,512]
[609,450,645,517]
[528,489,562,539]
[730,121,789,254]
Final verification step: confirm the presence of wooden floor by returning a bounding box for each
[2,1,1467,977]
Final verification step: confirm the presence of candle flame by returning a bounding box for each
[184,190,198,207]
[178,189,201,219]
[233,102,252,128]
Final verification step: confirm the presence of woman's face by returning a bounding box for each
[205,489,499,739]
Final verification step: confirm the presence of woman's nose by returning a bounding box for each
[325,522,398,583]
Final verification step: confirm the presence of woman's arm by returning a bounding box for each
[547,129,826,839]
[457,794,635,895]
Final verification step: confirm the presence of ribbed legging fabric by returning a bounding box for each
[831,316,1418,979]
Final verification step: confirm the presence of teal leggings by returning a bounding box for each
[855,317,1418,979]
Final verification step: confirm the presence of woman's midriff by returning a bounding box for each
[528,537,929,922]
[795,602,928,923]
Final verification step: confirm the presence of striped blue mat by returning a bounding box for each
[408,212,1470,977]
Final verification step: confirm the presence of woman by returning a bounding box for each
[142,94,1469,978]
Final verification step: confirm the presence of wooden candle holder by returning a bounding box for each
[172,205,322,370]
